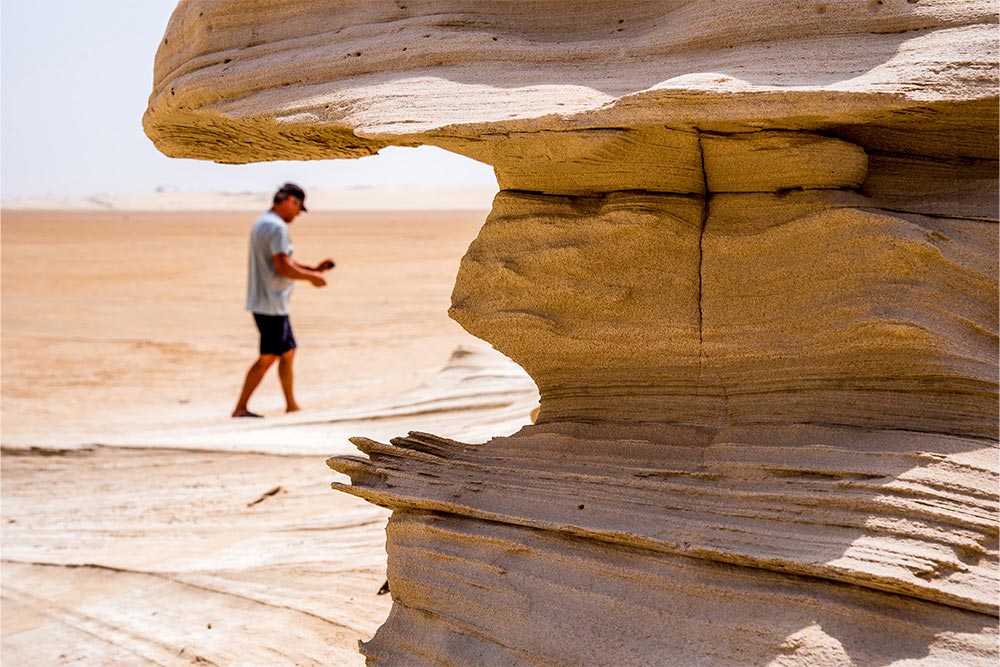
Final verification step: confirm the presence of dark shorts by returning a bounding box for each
[253,313,297,356]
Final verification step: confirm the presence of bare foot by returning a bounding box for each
[232,410,264,418]
[285,405,301,413]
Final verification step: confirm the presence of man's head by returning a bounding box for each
[272,182,308,222]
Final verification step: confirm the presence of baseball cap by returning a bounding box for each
[276,182,308,211]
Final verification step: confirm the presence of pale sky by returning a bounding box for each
[0,1,497,198]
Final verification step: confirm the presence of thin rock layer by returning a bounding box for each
[146,2,999,665]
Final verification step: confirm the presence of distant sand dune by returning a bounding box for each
[1,186,497,212]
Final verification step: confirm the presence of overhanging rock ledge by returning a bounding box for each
[146,2,998,665]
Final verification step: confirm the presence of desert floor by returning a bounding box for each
[1,208,537,665]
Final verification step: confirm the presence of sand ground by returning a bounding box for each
[2,209,492,445]
[1,208,537,665]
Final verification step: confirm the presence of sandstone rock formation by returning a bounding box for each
[145,1,999,665]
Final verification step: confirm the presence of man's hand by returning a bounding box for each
[274,253,329,287]
[317,259,335,271]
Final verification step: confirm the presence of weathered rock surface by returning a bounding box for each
[146,1,999,665]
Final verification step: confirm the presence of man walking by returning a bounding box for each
[233,183,334,418]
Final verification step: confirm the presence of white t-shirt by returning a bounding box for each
[245,210,294,315]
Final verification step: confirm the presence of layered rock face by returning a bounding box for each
[146,2,998,665]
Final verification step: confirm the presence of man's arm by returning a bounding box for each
[273,253,327,287]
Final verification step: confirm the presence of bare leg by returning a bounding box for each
[279,348,301,413]
[233,354,279,417]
